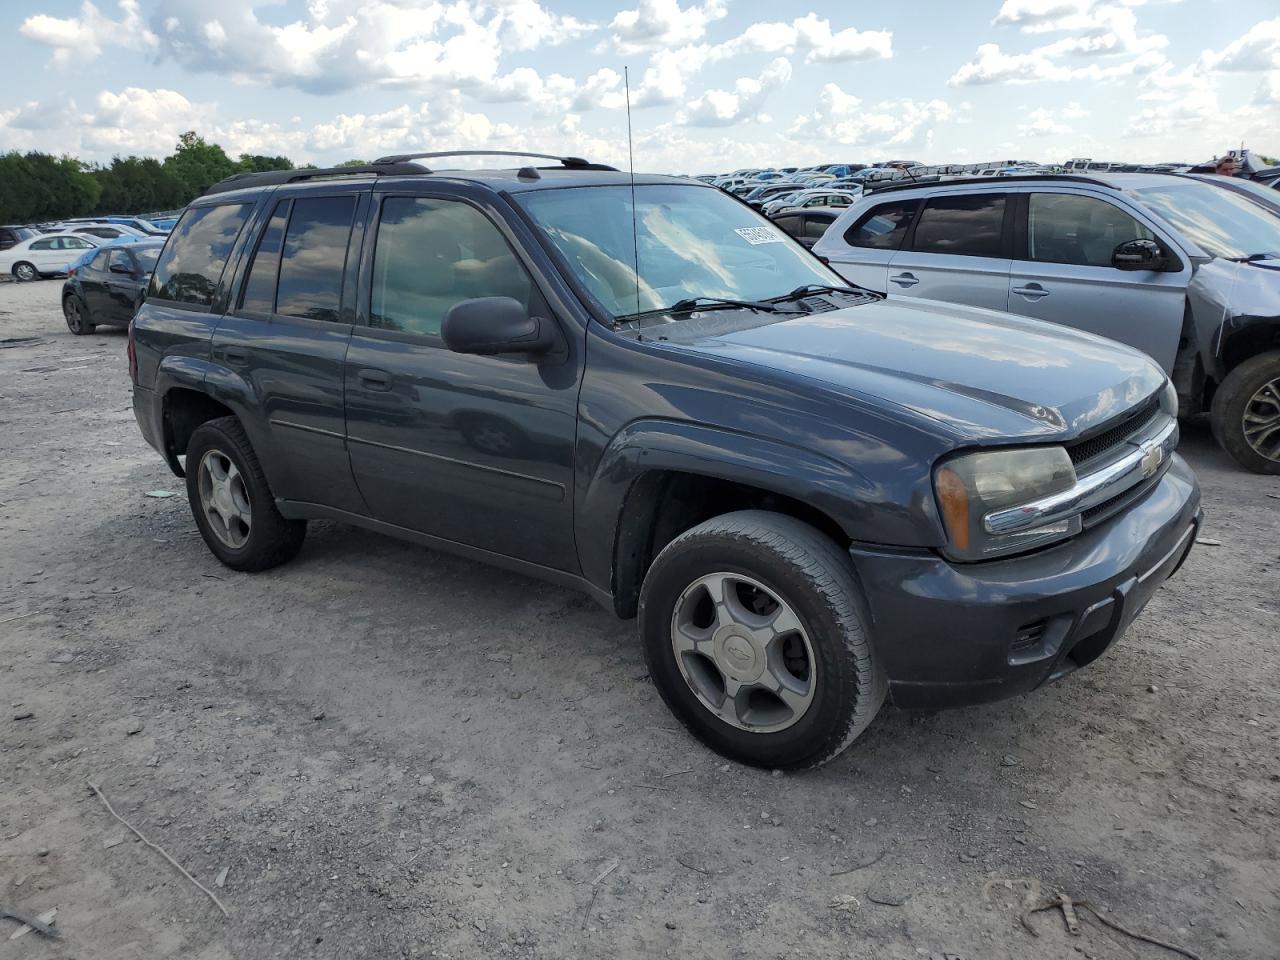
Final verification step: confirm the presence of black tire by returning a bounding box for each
[63,295,94,335]
[184,416,307,571]
[1210,351,1280,475]
[638,510,886,770]
[12,261,37,282]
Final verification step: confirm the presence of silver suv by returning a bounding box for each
[814,173,1280,473]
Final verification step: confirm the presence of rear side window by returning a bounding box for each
[911,194,1006,258]
[274,196,356,323]
[239,201,290,315]
[150,203,252,306]
[90,250,109,270]
[843,200,919,250]
[31,238,54,250]
[371,197,533,338]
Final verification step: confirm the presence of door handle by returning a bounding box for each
[222,347,250,366]
[889,272,919,288]
[1012,283,1050,300]
[357,368,393,391]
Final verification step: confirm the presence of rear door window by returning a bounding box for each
[910,194,1007,258]
[771,215,804,239]
[804,215,834,240]
[274,196,356,323]
[238,200,291,315]
[150,203,252,306]
[843,199,919,250]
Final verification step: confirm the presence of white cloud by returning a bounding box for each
[19,0,157,64]
[1201,17,1280,73]
[709,13,892,64]
[994,0,1091,28]
[789,83,951,153]
[949,41,1164,85]
[679,57,792,127]
[143,0,592,98]
[609,0,727,53]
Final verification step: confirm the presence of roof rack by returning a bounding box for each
[372,150,617,171]
[203,162,427,196]
[202,151,618,197]
[865,173,1120,195]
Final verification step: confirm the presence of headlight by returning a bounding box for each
[1159,378,1178,417]
[933,446,1080,561]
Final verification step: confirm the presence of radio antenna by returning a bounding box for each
[625,65,640,316]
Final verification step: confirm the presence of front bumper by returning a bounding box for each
[849,455,1202,711]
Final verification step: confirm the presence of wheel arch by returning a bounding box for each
[579,420,880,619]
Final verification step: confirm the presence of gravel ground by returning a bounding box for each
[1,276,1277,960]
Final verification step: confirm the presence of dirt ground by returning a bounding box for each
[0,275,1276,960]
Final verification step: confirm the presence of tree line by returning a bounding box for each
[0,131,367,223]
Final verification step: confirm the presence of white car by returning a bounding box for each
[1,233,101,282]
[763,189,862,217]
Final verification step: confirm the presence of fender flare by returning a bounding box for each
[576,418,880,605]
[153,357,255,477]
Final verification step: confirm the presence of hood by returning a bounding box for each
[663,297,1166,444]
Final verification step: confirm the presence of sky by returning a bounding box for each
[1,0,1277,173]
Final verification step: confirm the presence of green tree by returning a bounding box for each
[0,151,101,222]
[162,131,238,198]
[92,156,187,215]
[238,153,294,173]
[335,159,370,167]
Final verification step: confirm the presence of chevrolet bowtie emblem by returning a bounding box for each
[1140,441,1164,479]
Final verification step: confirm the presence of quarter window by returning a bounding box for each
[911,194,1006,258]
[843,200,919,250]
[1027,193,1155,267]
[150,203,252,306]
[274,196,356,323]
[371,197,534,338]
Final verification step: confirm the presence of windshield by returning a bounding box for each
[1133,182,1280,260]
[517,183,838,320]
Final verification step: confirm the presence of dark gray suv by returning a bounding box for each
[129,152,1202,769]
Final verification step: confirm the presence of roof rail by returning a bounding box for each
[202,162,427,196]
[372,150,617,171]
[865,173,1120,195]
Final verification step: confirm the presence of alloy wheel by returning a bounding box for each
[14,263,36,282]
[1243,376,1280,462]
[64,299,84,333]
[197,449,252,549]
[670,572,817,733]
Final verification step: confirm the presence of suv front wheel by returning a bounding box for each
[1211,351,1280,475]
[185,417,307,571]
[638,511,886,769]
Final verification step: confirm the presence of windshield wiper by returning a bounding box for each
[1226,252,1279,262]
[768,283,875,303]
[616,296,794,323]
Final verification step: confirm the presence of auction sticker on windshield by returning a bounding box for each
[734,226,785,245]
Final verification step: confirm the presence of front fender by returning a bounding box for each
[576,418,898,596]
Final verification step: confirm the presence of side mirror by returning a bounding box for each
[1112,238,1167,271]
[109,262,135,275]
[441,297,556,357]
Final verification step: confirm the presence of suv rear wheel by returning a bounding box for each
[638,511,886,769]
[1211,351,1280,475]
[185,417,307,571]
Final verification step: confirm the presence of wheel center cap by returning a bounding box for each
[713,629,764,683]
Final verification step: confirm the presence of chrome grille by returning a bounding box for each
[1066,395,1160,469]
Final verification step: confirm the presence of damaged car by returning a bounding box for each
[816,173,1280,473]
